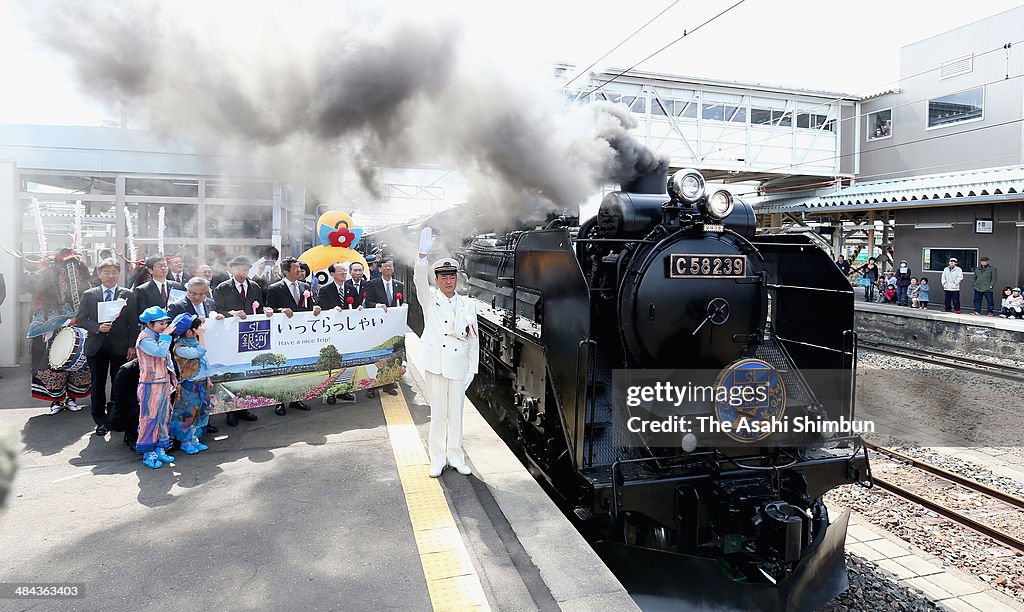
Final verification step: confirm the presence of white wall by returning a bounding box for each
[0,160,18,367]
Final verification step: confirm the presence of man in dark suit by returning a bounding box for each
[344,261,368,309]
[315,262,356,404]
[211,256,271,427]
[168,255,191,286]
[317,262,349,310]
[213,256,272,319]
[266,257,321,315]
[364,257,404,309]
[364,257,404,398]
[75,258,138,436]
[134,255,185,316]
[168,277,216,319]
[266,258,322,415]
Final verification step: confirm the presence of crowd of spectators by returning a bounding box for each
[838,253,1022,317]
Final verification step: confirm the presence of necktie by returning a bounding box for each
[338,284,344,302]
[160,283,168,306]
[291,282,300,306]
[104,288,113,302]
[239,282,246,303]
[386,281,392,305]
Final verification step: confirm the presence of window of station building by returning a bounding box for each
[205,181,274,200]
[595,90,645,113]
[927,87,983,129]
[922,247,978,273]
[797,106,834,131]
[674,96,699,119]
[652,96,670,116]
[867,108,892,141]
[21,173,117,195]
[750,98,790,127]
[129,202,198,238]
[125,178,199,197]
[702,94,746,123]
[206,205,273,239]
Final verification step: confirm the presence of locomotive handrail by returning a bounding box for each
[766,283,854,294]
[581,338,597,467]
[844,329,858,420]
[574,341,585,468]
[774,336,849,355]
[573,238,661,245]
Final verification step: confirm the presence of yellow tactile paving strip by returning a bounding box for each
[380,391,491,612]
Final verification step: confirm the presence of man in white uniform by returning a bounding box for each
[415,227,478,477]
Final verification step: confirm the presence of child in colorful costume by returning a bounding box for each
[136,306,177,469]
[169,313,211,454]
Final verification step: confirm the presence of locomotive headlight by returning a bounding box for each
[669,169,705,203]
[704,189,735,219]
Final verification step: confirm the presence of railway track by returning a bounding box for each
[867,443,1024,554]
[859,341,1024,383]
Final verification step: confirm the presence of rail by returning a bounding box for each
[859,341,1024,383]
[868,443,1024,554]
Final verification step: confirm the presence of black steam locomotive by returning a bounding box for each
[377,168,871,611]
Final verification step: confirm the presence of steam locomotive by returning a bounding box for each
[375,168,871,611]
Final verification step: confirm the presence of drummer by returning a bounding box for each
[76,258,138,437]
[29,249,93,415]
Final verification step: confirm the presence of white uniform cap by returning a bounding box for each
[432,257,460,273]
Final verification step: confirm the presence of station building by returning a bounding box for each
[758,6,1024,296]
[0,124,310,365]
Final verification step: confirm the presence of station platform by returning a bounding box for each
[0,333,637,611]
[855,302,1024,362]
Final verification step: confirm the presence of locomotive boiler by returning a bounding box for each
[383,168,872,611]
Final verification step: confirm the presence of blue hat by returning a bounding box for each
[170,313,198,336]
[1014,288,1021,292]
[139,306,171,324]
[365,254,377,263]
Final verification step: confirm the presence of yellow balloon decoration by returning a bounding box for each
[299,210,368,286]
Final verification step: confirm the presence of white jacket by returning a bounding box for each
[414,258,479,381]
[940,266,963,291]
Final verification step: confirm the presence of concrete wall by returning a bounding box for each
[856,304,1024,362]
[859,6,1024,181]
[893,202,1024,303]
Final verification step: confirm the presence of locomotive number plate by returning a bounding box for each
[667,254,746,278]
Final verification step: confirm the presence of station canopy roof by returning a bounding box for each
[755,164,1024,214]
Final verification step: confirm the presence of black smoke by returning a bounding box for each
[27,1,668,225]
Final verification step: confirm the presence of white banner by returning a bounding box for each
[202,307,409,413]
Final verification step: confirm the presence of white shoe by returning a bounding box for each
[47,402,63,416]
[448,460,472,476]
[65,399,82,412]
[428,463,445,478]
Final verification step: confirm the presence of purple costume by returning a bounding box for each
[135,328,177,454]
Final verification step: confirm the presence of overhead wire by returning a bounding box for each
[562,0,683,89]
[576,0,749,99]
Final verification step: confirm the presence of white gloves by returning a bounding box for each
[464,373,475,393]
[418,226,434,256]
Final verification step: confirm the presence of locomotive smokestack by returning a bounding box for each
[621,164,668,195]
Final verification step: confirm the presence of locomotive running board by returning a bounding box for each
[592,510,850,612]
